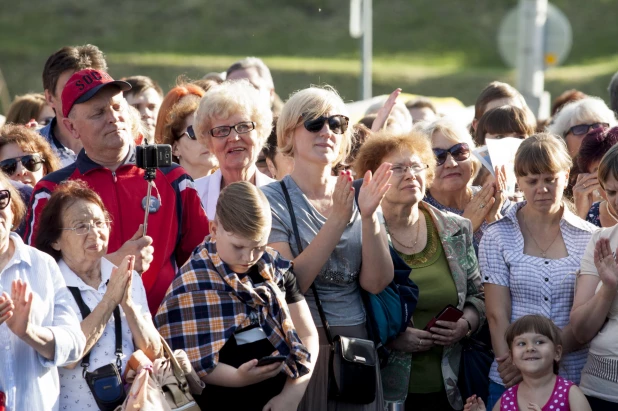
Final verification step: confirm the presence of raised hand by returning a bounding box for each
[486,165,507,223]
[6,279,34,339]
[118,255,136,308]
[105,256,133,307]
[462,183,495,232]
[110,225,154,273]
[594,238,618,291]
[573,172,602,219]
[357,162,393,218]
[330,171,355,224]
[0,291,14,326]
[371,88,402,132]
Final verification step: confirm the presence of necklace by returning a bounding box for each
[605,201,618,224]
[522,214,561,258]
[385,212,422,250]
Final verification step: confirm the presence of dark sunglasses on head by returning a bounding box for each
[303,114,349,135]
[178,125,197,141]
[433,143,471,166]
[0,154,44,176]
[0,190,10,210]
[566,122,610,136]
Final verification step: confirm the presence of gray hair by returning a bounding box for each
[226,57,274,90]
[547,96,617,137]
[609,71,618,114]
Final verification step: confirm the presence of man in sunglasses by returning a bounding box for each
[24,69,209,316]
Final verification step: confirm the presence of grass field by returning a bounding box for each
[1,0,617,111]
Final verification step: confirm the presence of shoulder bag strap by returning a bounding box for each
[68,286,123,371]
[279,180,333,345]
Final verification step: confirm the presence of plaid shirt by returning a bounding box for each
[155,237,310,379]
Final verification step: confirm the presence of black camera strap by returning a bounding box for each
[67,287,123,373]
[279,180,333,345]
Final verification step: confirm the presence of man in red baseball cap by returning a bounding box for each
[24,68,209,315]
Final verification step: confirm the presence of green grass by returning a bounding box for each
[2,0,618,112]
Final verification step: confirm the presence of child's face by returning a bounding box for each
[210,220,268,273]
[511,332,562,377]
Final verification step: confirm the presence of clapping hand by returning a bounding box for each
[462,183,495,232]
[486,165,507,223]
[105,255,133,307]
[594,238,618,291]
[0,291,14,325]
[357,162,393,218]
[330,170,355,225]
[5,279,34,339]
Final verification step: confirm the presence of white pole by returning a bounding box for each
[360,0,372,100]
[516,0,549,118]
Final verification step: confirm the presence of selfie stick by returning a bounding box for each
[141,147,157,237]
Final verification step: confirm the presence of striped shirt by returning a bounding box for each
[480,202,597,385]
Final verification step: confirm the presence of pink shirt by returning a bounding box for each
[499,376,574,411]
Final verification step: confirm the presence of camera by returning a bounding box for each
[136,144,173,169]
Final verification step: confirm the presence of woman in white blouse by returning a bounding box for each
[34,180,161,410]
[193,80,275,220]
[0,172,85,411]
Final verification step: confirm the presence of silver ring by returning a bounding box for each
[583,184,587,188]
[419,339,423,345]
[479,203,486,209]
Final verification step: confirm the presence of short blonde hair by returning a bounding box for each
[417,117,481,180]
[277,86,351,166]
[215,181,271,242]
[514,133,572,177]
[194,80,273,148]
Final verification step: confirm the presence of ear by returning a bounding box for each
[209,219,218,239]
[554,344,563,363]
[172,141,181,158]
[44,89,54,106]
[51,240,61,251]
[62,117,81,141]
[471,118,478,132]
[266,158,278,179]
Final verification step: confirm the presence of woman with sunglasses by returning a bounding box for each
[353,130,484,411]
[0,172,85,410]
[193,80,275,220]
[34,180,161,411]
[419,118,506,252]
[548,96,617,158]
[262,85,393,410]
[156,83,218,180]
[0,123,61,187]
[481,134,596,411]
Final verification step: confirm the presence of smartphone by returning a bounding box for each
[256,355,287,367]
[424,304,463,331]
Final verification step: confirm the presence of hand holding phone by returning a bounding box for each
[424,304,463,331]
[256,355,287,367]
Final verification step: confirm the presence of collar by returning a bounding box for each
[501,201,592,232]
[2,233,33,271]
[59,257,116,292]
[206,169,275,219]
[76,144,136,175]
[419,201,463,238]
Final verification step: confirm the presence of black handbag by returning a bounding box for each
[457,326,494,405]
[68,287,127,411]
[280,180,377,404]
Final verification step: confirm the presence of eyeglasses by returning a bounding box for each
[210,121,256,138]
[60,220,111,235]
[0,190,10,210]
[0,154,44,176]
[179,125,197,141]
[390,163,429,177]
[565,122,610,136]
[433,143,471,166]
[303,114,349,135]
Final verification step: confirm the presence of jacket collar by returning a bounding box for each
[76,144,136,175]
[419,201,462,238]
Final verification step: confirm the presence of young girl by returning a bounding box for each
[464,315,591,411]
[155,181,319,411]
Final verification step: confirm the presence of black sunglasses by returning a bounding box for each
[179,125,197,141]
[0,154,44,176]
[565,122,610,137]
[433,143,471,166]
[303,114,349,134]
[0,190,10,210]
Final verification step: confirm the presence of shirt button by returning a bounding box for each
[544,261,549,265]
[545,278,549,282]
[485,276,489,280]
[544,297,548,301]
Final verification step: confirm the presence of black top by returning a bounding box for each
[195,265,304,410]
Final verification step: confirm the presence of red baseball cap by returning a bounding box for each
[61,69,131,118]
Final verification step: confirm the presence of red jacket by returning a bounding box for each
[24,147,209,314]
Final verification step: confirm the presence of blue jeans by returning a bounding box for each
[486,381,506,411]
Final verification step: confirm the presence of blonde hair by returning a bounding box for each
[215,181,271,242]
[277,86,351,166]
[193,80,272,149]
[514,133,572,177]
[417,117,481,180]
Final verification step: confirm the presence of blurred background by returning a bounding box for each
[1,0,617,112]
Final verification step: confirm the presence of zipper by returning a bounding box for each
[112,171,117,183]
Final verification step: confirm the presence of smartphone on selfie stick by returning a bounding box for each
[135,142,172,236]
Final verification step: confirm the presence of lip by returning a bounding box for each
[315,143,334,149]
[441,172,461,179]
[227,147,246,154]
[401,184,420,190]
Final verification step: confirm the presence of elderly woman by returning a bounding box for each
[355,131,485,411]
[481,134,597,410]
[571,143,618,409]
[262,86,393,410]
[0,123,61,187]
[548,96,617,158]
[0,172,84,410]
[574,127,618,225]
[193,80,274,219]
[420,118,505,251]
[157,84,218,179]
[34,180,161,410]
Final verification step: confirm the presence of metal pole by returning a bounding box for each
[516,0,549,118]
[360,0,372,100]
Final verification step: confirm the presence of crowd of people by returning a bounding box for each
[2,42,618,411]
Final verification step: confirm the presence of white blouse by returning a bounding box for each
[58,258,150,410]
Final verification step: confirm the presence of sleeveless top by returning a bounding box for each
[499,376,574,411]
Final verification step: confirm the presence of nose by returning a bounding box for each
[14,161,26,177]
[442,152,458,168]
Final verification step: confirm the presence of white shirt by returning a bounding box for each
[0,233,85,411]
[58,258,151,410]
[194,168,276,220]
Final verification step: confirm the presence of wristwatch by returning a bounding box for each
[464,318,473,338]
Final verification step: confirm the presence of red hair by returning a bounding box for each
[153,83,205,144]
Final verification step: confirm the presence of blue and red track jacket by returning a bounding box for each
[24,147,209,315]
